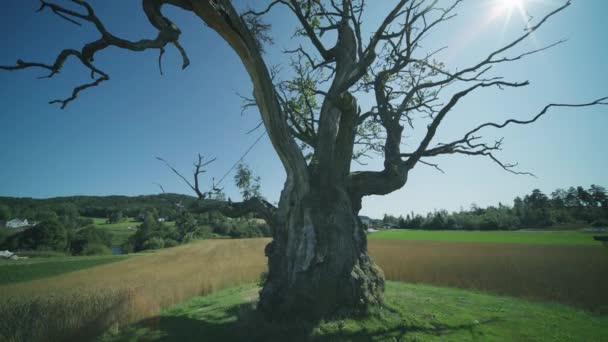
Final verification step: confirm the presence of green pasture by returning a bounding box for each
[369,229,607,246]
[0,254,128,285]
[101,281,608,342]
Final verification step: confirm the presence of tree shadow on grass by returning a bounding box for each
[104,301,500,342]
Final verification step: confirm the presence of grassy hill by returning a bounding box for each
[100,282,608,342]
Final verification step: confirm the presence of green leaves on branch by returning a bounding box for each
[234,163,262,201]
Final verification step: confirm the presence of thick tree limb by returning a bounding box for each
[190,198,277,225]
[190,0,310,198]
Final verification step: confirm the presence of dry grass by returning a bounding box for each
[369,240,608,313]
[0,238,268,342]
[1,238,607,341]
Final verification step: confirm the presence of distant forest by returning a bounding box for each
[0,194,270,256]
[0,193,198,222]
[1,184,607,256]
[382,185,608,230]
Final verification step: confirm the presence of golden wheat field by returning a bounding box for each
[369,240,608,313]
[0,239,268,342]
[1,238,607,341]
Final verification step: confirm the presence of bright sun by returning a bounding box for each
[496,0,526,13]
[489,0,528,23]
[501,0,524,10]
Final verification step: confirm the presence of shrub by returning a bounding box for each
[121,242,134,254]
[143,237,165,250]
[164,239,179,248]
[81,243,112,256]
[0,228,10,246]
[70,226,113,255]
[591,220,608,228]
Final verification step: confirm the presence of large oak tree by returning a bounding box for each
[2,0,606,319]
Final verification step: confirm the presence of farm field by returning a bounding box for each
[93,217,175,245]
[369,229,607,246]
[368,240,608,312]
[0,254,128,285]
[1,236,607,341]
[0,238,267,342]
[100,282,608,342]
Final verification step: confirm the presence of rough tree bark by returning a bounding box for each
[259,183,385,318]
[1,0,605,321]
[189,0,387,318]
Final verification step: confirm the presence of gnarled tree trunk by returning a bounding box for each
[259,184,385,319]
[187,1,386,319]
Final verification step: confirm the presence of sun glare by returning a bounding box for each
[488,0,529,28]
[492,0,527,18]
[500,0,524,11]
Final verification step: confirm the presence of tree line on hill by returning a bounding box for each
[382,185,608,230]
[0,193,197,223]
[2,184,605,254]
[0,193,271,255]
[0,163,271,255]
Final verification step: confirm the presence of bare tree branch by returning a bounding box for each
[1,0,191,108]
[156,154,216,200]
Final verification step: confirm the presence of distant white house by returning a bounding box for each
[157,217,167,223]
[0,250,27,260]
[6,219,30,229]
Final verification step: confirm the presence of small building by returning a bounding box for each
[6,219,30,229]
[0,250,27,260]
[382,224,399,230]
[0,250,15,259]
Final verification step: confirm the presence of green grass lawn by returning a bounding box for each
[369,229,607,246]
[0,254,128,285]
[100,281,608,341]
[93,217,175,246]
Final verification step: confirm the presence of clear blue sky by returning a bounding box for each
[0,0,606,218]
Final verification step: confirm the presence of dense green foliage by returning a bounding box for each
[0,204,10,221]
[123,210,271,253]
[0,228,12,247]
[101,282,608,342]
[0,194,271,254]
[383,185,608,230]
[0,255,127,285]
[122,212,180,253]
[1,215,114,256]
[234,163,261,200]
[106,211,124,224]
[2,220,69,252]
[0,193,197,222]
[70,226,113,255]
[369,230,606,246]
